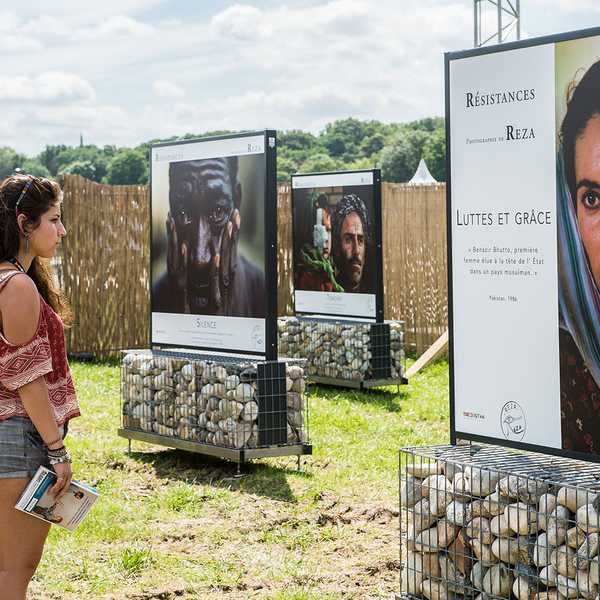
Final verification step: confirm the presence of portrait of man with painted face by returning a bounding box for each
[152,156,265,317]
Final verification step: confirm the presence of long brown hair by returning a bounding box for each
[0,175,72,324]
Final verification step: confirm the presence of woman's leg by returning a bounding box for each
[0,477,51,600]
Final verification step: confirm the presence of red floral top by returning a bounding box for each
[560,327,600,455]
[0,271,80,425]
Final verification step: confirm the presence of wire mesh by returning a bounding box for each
[121,349,309,449]
[277,317,405,382]
[400,444,600,600]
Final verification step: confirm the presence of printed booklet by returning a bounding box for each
[15,465,99,531]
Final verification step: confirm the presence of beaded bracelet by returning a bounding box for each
[48,452,72,465]
[47,447,68,458]
[45,435,63,447]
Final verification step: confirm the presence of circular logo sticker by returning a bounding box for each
[251,325,264,350]
[500,401,526,441]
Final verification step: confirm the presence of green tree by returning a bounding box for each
[359,132,387,158]
[404,116,445,133]
[345,157,376,171]
[277,157,298,182]
[19,158,51,179]
[298,153,344,174]
[104,150,148,185]
[422,128,446,182]
[53,145,116,182]
[380,129,430,183]
[318,118,392,163]
[0,148,27,179]
[279,130,318,152]
[61,160,97,181]
[39,145,69,176]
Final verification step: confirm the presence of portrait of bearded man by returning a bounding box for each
[330,194,374,294]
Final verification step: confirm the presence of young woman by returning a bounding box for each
[0,174,80,599]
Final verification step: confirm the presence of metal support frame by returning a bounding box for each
[118,427,312,461]
[474,0,520,48]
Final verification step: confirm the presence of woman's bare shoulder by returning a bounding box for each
[0,274,41,345]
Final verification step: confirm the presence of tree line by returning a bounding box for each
[1,117,445,185]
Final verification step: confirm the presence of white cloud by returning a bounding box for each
[3,0,599,157]
[528,0,600,11]
[210,4,263,40]
[0,72,95,102]
[153,80,185,98]
[26,15,71,36]
[159,17,183,28]
[0,11,22,30]
[0,34,43,51]
[74,15,155,40]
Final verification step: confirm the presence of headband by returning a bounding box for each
[15,175,33,217]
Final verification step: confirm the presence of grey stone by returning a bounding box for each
[513,575,536,600]
[551,544,578,578]
[547,506,571,547]
[466,467,501,498]
[491,535,535,566]
[497,475,549,504]
[470,561,489,591]
[482,564,513,598]
[402,552,425,596]
[401,476,424,509]
[471,539,499,567]
[505,501,540,536]
[574,532,599,569]
[465,517,493,545]
[439,555,471,594]
[446,501,472,526]
[540,565,558,587]
[538,493,559,531]
[576,504,600,534]
[558,487,598,513]
[534,532,552,567]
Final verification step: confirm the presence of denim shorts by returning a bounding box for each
[0,416,68,479]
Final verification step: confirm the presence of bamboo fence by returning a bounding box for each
[382,183,448,354]
[58,174,150,358]
[58,176,447,358]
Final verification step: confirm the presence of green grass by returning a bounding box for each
[28,356,449,599]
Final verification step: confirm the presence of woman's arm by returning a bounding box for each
[0,274,73,499]
[18,377,73,499]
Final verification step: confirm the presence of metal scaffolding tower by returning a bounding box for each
[474,0,521,47]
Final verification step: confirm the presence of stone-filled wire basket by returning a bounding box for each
[119,349,310,460]
[278,317,406,387]
[400,444,600,600]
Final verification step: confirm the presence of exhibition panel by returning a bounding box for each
[291,169,384,321]
[447,26,600,462]
[150,131,278,359]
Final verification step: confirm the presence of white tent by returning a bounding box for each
[408,158,437,185]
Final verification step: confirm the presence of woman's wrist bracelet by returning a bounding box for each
[46,445,66,453]
[47,446,68,458]
[45,435,63,447]
[48,452,72,465]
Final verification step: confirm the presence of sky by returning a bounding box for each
[2,0,600,157]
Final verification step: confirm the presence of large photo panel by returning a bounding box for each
[150,131,277,356]
[291,170,383,320]
[448,26,600,461]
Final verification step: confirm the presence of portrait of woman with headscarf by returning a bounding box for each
[557,56,600,454]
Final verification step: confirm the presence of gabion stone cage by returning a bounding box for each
[277,317,406,388]
[119,349,311,461]
[400,444,600,600]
